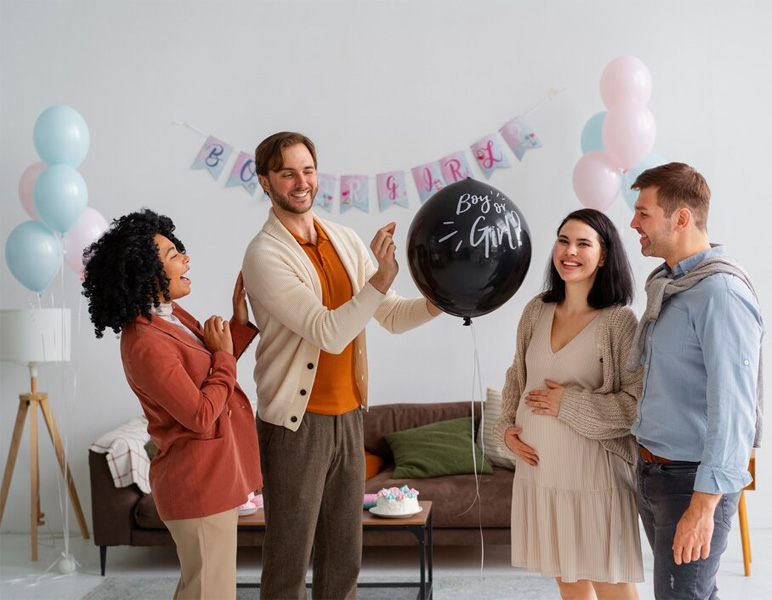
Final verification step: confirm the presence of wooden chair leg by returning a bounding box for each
[738,490,751,576]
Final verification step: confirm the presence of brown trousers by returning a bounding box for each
[164,507,239,600]
[256,409,365,600]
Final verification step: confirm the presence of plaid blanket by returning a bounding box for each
[89,416,151,494]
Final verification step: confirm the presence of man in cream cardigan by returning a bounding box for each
[242,132,441,600]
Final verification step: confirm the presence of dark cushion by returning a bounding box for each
[144,439,158,460]
[363,401,480,461]
[385,417,493,478]
[134,494,166,530]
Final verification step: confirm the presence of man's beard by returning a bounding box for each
[268,182,317,215]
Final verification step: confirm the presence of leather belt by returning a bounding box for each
[639,445,673,464]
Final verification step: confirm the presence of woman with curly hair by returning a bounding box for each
[83,209,261,600]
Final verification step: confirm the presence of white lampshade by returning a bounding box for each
[0,309,71,365]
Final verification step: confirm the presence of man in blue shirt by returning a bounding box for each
[629,162,763,599]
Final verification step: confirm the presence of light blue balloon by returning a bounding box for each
[580,111,606,154]
[34,164,88,233]
[33,105,90,167]
[622,153,668,210]
[4,221,63,293]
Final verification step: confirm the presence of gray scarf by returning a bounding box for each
[629,255,764,447]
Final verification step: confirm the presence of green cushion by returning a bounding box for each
[384,417,493,479]
[145,439,158,460]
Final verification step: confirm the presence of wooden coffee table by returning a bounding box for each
[238,500,433,599]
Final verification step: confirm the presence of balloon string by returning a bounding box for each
[54,252,72,561]
[455,317,486,572]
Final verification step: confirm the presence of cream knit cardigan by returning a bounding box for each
[493,295,643,465]
[242,209,434,431]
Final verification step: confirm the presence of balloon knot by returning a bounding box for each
[463,317,472,326]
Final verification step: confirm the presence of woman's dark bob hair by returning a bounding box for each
[542,208,634,308]
[82,209,184,338]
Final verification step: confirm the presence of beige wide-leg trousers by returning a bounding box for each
[164,506,239,600]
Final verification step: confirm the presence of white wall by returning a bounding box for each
[1,0,770,534]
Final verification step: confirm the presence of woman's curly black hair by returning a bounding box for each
[82,209,185,338]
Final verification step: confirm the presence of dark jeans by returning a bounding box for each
[637,460,741,600]
[256,410,365,600]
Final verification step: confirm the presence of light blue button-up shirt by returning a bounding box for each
[631,246,763,494]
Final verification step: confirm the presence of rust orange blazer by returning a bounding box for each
[120,302,262,521]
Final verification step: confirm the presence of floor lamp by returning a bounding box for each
[0,308,90,561]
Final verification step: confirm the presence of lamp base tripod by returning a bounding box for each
[0,381,90,561]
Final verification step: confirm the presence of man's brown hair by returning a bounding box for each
[632,162,711,230]
[254,132,317,177]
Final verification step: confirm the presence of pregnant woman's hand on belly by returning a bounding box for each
[505,426,539,466]
[524,379,564,417]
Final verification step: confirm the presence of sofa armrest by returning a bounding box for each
[89,450,142,546]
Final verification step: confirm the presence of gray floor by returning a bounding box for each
[1,524,771,599]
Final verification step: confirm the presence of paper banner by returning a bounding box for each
[340,175,369,213]
[499,116,542,161]
[470,134,511,179]
[191,135,233,180]
[314,173,336,212]
[376,171,409,212]
[226,152,259,196]
[411,161,445,204]
[439,151,474,184]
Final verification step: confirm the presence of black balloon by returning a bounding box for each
[407,178,532,319]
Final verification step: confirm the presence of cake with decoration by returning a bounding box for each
[374,485,420,515]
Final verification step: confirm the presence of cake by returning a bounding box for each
[375,485,420,515]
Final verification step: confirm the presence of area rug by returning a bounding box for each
[82,572,555,599]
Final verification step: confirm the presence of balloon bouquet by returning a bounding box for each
[6,105,108,294]
[573,56,667,211]
[407,178,532,322]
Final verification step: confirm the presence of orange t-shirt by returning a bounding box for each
[291,221,361,415]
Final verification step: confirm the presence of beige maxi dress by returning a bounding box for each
[511,303,642,583]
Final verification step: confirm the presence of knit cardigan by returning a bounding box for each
[493,295,643,465]
[242,209,434,431]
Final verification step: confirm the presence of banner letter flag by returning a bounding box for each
[440,151,474,184]
[471,134,511,179]
[376,171,409,212]
[314,173,336,212]
[340,175,370,214]
[226,152,259,196]
[499,116,542,161]
[411,161,445,204]
[191,136,233,180]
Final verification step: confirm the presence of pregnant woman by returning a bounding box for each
[494,208,643,600]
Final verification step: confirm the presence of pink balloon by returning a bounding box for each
[600,55,652,108]
[62,207,109,274]
[602,102,656,171]
[18,162,46,221]
[572,151,622,211]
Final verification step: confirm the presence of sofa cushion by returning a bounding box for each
[144,439,159,460]
[134,494,166,530]
[477,388,517,470]
[363,401,481,461]
[365,466,513,528]
[385,417,492,479]
[365,450,385,480]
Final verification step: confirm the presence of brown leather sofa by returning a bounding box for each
[89,401,514,574]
